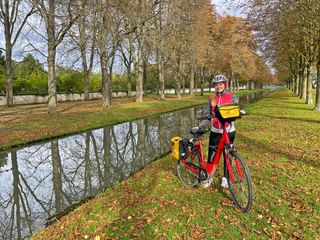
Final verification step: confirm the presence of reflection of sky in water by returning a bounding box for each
[0,93,264,239]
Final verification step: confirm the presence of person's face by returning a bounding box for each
[215,82,225,93]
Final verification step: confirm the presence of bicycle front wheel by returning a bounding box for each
[226,151,253,212]
[176,149,200,187]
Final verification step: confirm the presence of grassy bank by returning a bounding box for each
[0,90,257,150]
[32,89,320,239]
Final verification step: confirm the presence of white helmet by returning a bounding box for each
[213,75,228,84]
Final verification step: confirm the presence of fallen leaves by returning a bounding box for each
[31,90,320,240]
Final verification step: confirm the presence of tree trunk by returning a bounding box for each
[109,55,115,101]
[51,139,63,212]
[143,58,147,95]
[47,0,57,115]
[127,67,132,97]
[127,36,134,97]
[103,127,112,186]
[137,119,146,166]
[82,59,90,100]
[5,45,13,107]
[4,0,13,107]
[229,72,234,91]
[300,58,306,99]
[136,34,144,102]
[314,60,320,111]
[182,75,185,95]
[189,58,195,96]
[251,81,255,90]
[11,150,21,239]
[300,68,307,100]
[294,74,299,96]
[297,69,302,96]
[84,132,92,195]
[305,63,313,104]
[194,73,198,93]
[136,0,145,103]
[100,49,111,107]
[157,51,165,100]
[79,4,90,101]
[84,71,90,100]
[155,1,165,100]
[176,59,182,99]
[200,68,204,96]
[47,41,57,115]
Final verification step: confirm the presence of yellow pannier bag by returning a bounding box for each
[217,104,240,120]
[171,136,182,160]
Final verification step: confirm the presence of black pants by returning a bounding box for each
[208,131,236,176]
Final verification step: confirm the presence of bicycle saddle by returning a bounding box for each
[190,127,205,135]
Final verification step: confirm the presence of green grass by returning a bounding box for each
[31,88,320,240]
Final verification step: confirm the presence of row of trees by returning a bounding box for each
[0,53,184,94]
[230,0,320,110]
[0,0,272,114]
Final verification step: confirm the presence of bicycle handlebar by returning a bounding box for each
[196,115,213,121]
[197,110,248,121]
[190,127,208,136]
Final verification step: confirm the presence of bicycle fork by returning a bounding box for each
[225,148,244,183]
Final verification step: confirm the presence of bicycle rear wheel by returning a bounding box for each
[176,149,200,187]
[226,151,253,212]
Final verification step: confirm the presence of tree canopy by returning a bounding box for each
[0,0,274,111]
[229,0,320,110]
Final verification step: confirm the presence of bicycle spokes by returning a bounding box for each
[176,150,201,187]
[226,151,253,212]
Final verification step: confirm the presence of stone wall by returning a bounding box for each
[0,89,215,106]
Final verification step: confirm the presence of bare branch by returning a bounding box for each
[12,7,35,46]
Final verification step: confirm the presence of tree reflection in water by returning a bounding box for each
[0,105,203,239]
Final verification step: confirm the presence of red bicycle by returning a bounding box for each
[174,104,253,212]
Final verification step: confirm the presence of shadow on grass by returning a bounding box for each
[237,133,319,168]
[253,113,320,124]
[280,100,309,105]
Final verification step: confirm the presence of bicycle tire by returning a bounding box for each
[226,151,253,212]
[176,148,200,187]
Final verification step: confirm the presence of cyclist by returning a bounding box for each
[199,74,239,188]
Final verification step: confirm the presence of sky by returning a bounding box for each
[0,1,246,69]
[212,0,245,17]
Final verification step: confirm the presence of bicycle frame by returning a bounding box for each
[178,113,253,212]
[183,122,241,184]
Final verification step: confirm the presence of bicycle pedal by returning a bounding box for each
[200,178,213,188]
[199,169,208,181]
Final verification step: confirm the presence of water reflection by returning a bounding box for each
[0,93,264,239]
[0,106,204,239]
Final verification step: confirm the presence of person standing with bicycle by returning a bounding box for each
[200,74,239,188]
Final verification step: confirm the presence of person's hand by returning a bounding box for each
[211,97,216,107]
